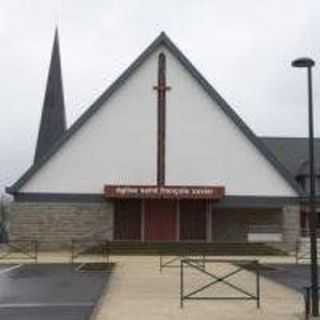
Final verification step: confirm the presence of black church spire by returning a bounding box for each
[34,28,66,163]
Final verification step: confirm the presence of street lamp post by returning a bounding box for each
[292,57,319,317]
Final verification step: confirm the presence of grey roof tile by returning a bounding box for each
[261,137,320,177]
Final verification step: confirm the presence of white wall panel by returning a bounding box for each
[164,50,296,196]
[22,49,159,193]
[21,46,297,197]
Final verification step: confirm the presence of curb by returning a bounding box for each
[89,264,116,320]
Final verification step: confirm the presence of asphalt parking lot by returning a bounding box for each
[260,263,316,293]
[0,263,109,320]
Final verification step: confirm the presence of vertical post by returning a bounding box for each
[202,253,206,271]
[293,58,319,317]
[153,53,171,186]
[180,260,184,308]
[256,260,260,309]
[104,240,107,264]
[34,240,38,264]
[307,66,319,317]
[71,239,74,265]
[206,201,212,242]
[176,200,180,242]
[305,287,311,319]
[141,200,145,242]
[107,240,111,264]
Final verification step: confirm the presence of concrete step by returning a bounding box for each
[84,241,286,256]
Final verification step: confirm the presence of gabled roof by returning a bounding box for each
[6,32,304,196]
[262,137,320,177]
[34,29,66,163]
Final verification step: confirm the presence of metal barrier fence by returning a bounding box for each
[295,235,320,264]
[180,259,260,308]
[0,240,38,263]
[3,227,319,265]
[160,249,206,273]
[70,239,110,264]
[0,239,110,264]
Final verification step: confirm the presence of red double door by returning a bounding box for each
[180,200,207,240]
[114,199,207,241]
[144,200,207,241]
[144,200,177,241]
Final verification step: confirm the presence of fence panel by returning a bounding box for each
[180,258,260,308]
[0,240,38,263]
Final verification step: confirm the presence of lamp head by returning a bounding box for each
[292,57,315,68]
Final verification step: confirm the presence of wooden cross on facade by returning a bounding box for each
[153,53,171,186]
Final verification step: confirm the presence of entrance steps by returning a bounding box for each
[90,241,286,256]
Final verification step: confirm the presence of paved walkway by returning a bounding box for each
[94,256,305,320]
[0,253,308,319]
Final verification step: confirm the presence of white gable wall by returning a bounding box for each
[21,50,159,193]
[21,46,297,197]
[165,49,296,196]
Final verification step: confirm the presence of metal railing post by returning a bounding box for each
[106,240,109,264]
[305,287,310,319]
[202,251,206,271]
[256,260,260,309]
[104,240,107,264]
[34,240,38,264]
[71,239,74,264]
[180,259,184,308]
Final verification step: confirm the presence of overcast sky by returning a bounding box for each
[0,0,319,194]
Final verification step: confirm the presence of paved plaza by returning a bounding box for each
[0,254,313,320]
[94,255,307,320]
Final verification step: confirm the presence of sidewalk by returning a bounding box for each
[93,255,304,320]
[0,253,307,319]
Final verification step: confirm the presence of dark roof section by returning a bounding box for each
[262,137,320,177]
[297,160,320,176]
[34,28,66,164]
[6,32,303,196]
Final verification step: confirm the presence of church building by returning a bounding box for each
[6,31,304,250]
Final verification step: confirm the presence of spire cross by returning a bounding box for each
[153,53,171,186]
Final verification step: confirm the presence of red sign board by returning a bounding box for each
[104,185,225,200]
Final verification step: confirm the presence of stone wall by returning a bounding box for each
[211,206,300,252]
[281,205,300,251]
[7,201,300,252]
[8,201,114,250]
[211,208,283,242]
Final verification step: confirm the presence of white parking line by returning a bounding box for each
[0,302,94,308]
[75,263,86,271]
[0,264,23,275]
